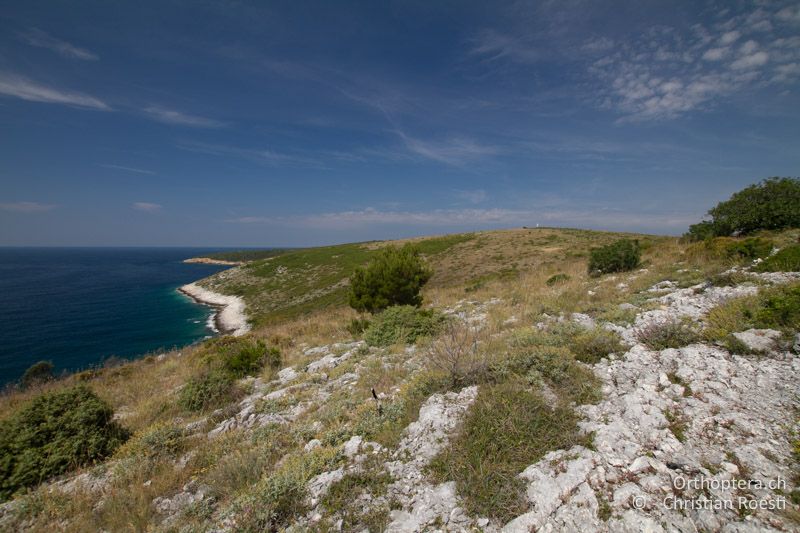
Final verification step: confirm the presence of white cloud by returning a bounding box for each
[719,30,741,45]
[730,51,769,70]
[176,141,324,168]
[776,6,800,24]
[0,72,109,110]
[143,106,224,128]
[19,28,98,60]
[702,47,729,61]
[132,202,162,212]
[226,206,696,231]
[0,201,55,213]
[397,132,500,166]
[469,29,539,63]
[454,189,487,204]
[99,164,156,175]
[582,37,614,53]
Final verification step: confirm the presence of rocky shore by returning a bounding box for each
[183,257,243,266]
[178,282,250,336]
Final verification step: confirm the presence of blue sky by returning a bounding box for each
[1,1,799,246]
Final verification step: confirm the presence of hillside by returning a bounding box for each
[1,226,799,532]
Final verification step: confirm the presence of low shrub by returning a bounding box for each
[363,305,446,347]
[178,370,237,412]
[20,361,55,388]
[428,381,592,522]
[545,273,571,286]
[116,422,185,460]
[635,319,701,350]
[223,339,281,378]
[428,319,486,386]
[588,239,640,277]
[571,328,626,364]
[755,245,800,273]
[724,237,773,261]
[0,385,129,501]
[346,317,371,336]
[705,283,800,341]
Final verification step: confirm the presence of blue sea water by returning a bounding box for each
[0,248,233,385]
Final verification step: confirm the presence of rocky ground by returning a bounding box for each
[2,266,798,532]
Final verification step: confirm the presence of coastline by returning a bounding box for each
[178,282,250,337]
[183,257,243,266]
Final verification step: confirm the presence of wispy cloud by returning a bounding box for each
[176,140,324,168]
[0,72,110,110]
[143,106,225,128]
[0,201,55,213]
[453,189,487,204]
[397,132,500,166]
[468,29,539,64]
[132,202,162,212]
[19,28,98,60]
[227,206,697,232]
[99,164,156,175]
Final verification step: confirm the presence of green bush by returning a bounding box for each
[545,273,571,286]
[683,177,800,240]
[116,422,185,460]
[349,244,433,314]
[363,305,445,347]
[588,239,641,277]
[20,361,55,388]
[755,245,800,273]
[224,339,281,378]
[178,370,237,412]
[346,317,371,336]
[572,328,626,364]
[724,237,773,261]
[705,283,800,342]
[0,385,129,501]
[635,319,701,350]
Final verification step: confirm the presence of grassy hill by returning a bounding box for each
[1,226,798,532]
[198,228,663,325]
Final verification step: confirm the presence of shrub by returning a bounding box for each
[755,245,800,273]
[178,370,237,412]
[572,328,626,364]
[224,339,281,378]
[20,361,54,388]
[705,284,800,341]
[116,422,185,460]
[0,385,129,501]
[724,237,773,261]
[683,177,800,240]
[428,319,486,386]
[363,305,446,347]
[346,317,371,336]
[545,273,571,286]
[588,239,640,277]
[635,319,701,350]
[349,244,433,314]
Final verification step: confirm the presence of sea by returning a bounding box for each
[0,247,235,386]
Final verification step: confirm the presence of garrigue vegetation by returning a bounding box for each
[1,206,798,530]
[0,385,129,501]
[588,238,641,276]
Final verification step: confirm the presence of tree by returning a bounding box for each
[684,177,800,241]
[588,239,641,277]
[348,244,433,314]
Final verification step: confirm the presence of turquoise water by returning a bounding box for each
[0,248,232,385]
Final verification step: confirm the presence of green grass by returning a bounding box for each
[204,248,294,262]
[204,234,474,325]
[428,381,592,522]
[705,283,800,342]
[755,245,800,273]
